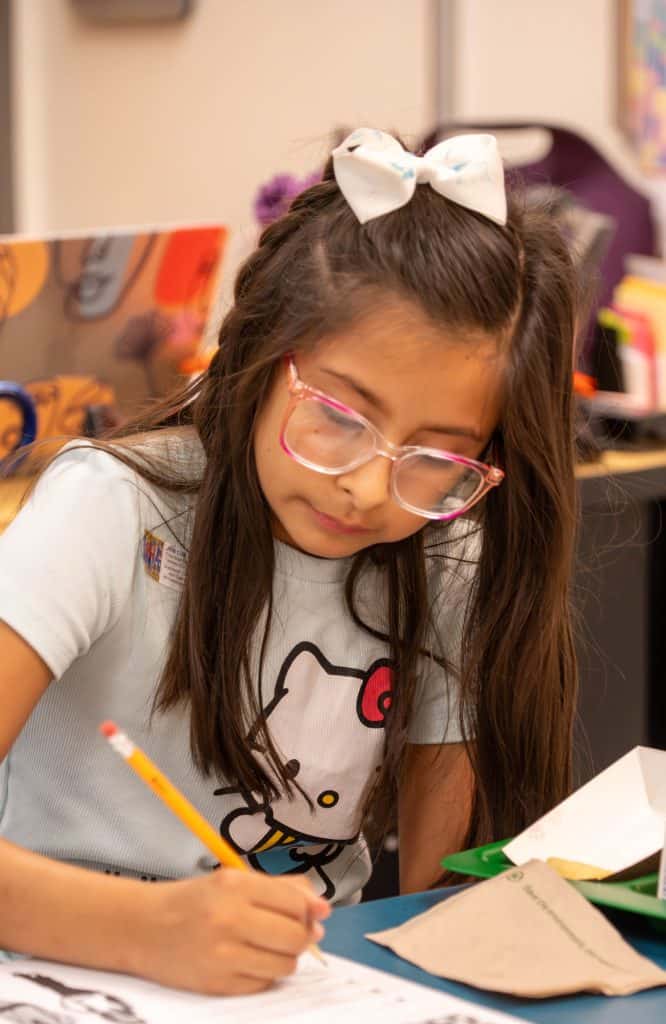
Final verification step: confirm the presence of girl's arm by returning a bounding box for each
[0,621,329,995]
[398,740,473,893]
[0,620,52,758]
[0,622,149,971]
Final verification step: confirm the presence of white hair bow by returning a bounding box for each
[332,128,507,226]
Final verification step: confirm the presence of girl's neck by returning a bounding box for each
[273,538,353,583]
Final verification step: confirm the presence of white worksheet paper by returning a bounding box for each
[0,953,532,1024]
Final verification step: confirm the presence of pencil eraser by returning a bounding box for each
[99,720,118,738]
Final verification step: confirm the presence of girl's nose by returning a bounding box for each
[336,455,392,511]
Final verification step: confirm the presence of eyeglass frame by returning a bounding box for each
[278,355,505,522]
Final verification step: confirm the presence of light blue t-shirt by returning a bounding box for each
[0,431,472,904]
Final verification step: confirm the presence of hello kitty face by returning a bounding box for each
[235,642,392,840]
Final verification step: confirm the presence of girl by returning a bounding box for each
[0,129,578,995]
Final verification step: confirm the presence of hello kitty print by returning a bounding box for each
[214,642,394,899]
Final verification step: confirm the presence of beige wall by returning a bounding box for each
[11,1,659,241]
[10,0,437,235]
[449,0,666,245]
[451,0,641,181]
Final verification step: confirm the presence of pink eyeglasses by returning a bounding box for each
[279,356,505,521]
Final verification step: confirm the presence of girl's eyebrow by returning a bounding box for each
[318,366,484,441]
[319,366,389,413]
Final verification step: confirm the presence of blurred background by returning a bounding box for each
[0,1,656,236]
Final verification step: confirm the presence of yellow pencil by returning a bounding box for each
[99,720,326,963]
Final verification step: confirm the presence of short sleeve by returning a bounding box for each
[407,525,479,745]
[0,445,141,679]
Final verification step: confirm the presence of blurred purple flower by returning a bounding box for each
[253,170,322,227]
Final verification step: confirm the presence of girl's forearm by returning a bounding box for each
[0,838,329,995]
[0,838,153,974]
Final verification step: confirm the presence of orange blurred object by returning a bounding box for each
[574,371,597,398]
[178,350,215,375]
[154,228,227,309]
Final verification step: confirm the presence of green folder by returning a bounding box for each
[442,840,666,931]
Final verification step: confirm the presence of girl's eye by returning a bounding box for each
[320,402,364,433]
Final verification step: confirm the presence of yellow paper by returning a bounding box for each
[547,857,614,881]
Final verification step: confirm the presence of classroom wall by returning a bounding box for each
[11,1,661,251]
[10,0,438,235]
[445,0,666,245]
[450,0,643,184]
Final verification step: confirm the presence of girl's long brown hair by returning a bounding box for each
[50,155,579,859]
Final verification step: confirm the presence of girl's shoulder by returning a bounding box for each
[38,426,205,491]
[121,425,206,481]
[26,427,204,541]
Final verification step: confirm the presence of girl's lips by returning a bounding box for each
[309,505,372,535]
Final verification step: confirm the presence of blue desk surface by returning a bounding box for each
[323,888,666,1023]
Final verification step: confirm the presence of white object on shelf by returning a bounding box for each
[504,746,666,879]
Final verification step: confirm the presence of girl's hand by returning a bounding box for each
[136,868,330,995]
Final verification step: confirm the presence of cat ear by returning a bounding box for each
[357,662,393,728]
[278,647,323,697]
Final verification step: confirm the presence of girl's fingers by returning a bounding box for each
[219,974,274,996]
[282,875,331,918]
[243,871,330,922]
[235,944,300,982]
[236,905,321,956]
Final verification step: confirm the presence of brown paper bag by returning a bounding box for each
[367,860,666,998]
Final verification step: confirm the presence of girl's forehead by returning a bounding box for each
[303,309,505,435]
[312,303,504,368]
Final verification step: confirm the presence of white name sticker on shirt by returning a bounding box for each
[142,529,187,590]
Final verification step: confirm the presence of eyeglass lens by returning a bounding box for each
[283,397,484,516]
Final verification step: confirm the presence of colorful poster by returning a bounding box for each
[0,225,227,461]
[619,0,666,173]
